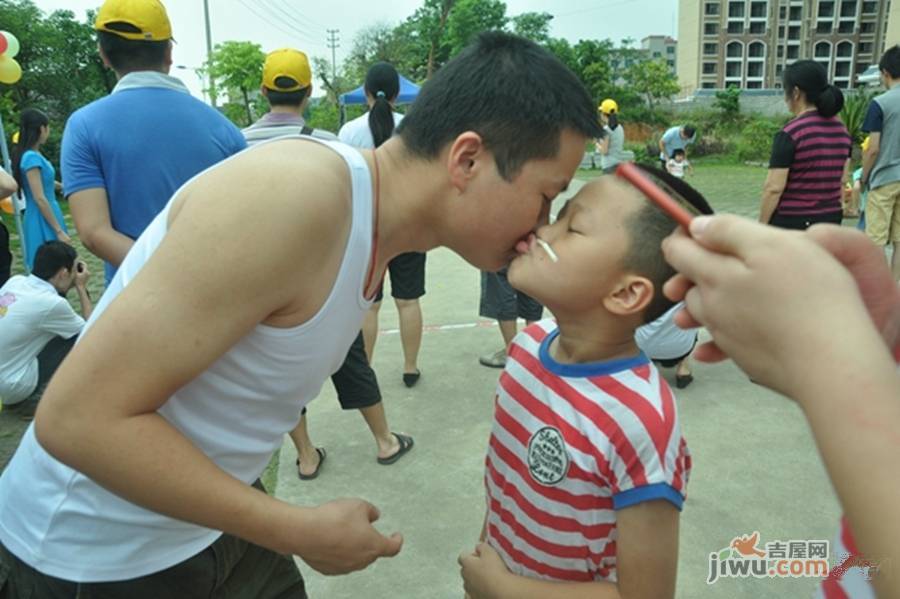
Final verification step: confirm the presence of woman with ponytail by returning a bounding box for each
[13,108,70,269]
[759,60,852,229]
[339,62,425,388]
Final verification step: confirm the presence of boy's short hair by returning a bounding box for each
[32,241,77,282]
[397,31,602,181]
[621,165,713,323]
[682,125,696,139]
[98,28,169,73]
[880,45,900,79]
[671,148,685,159]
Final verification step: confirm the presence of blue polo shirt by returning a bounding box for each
[62,72,246,283]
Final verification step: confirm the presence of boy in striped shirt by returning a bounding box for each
[460,168,711,598]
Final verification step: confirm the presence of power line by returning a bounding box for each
[269,0,325,32]
[258,0,317,39]
[235,0,319,46]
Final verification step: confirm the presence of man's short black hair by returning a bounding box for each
[265,77,311,107]
[682,125,697,138]
[397,31,602,181]
[98,28,168,73]
[622,165,713,323]
[880,45,900,79]
[32,241,77,282]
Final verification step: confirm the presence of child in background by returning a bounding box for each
[460,167,712,599]
[666,148,692,179]
[850,136,871,231]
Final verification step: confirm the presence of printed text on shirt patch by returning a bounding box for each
[528,426,569,485]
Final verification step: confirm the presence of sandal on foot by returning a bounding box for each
[675,374,694,389]
[297,447,326,480]
[377,433,414,465]
[403,369,421,388]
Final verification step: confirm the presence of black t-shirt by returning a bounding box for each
[769,131,795,168]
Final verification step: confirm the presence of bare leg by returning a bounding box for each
[395,298,423,374]
[498,319,518,348]
[892,242,900,281]
[288,415,321,477]
[676,356,692,377]
[362,301,382,363]
[359,402,402,459]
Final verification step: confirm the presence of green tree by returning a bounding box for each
[445,0,507,56]
[0,1,112,164]
[714,85,742,120]
[625,59,679,109]
[206,40,265,126]
[511,12,552,43]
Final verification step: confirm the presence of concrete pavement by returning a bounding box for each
[276,185,841,598]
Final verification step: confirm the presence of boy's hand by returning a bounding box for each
[294,498,403,575]
[459,542,510,599]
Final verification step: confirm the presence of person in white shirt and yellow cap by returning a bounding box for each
[595,98,627,174]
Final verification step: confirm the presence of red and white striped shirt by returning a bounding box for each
[484,321,691,583]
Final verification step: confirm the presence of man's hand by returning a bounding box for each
[292,499,403,575]
[74,259,90,288]
[459,542,510,599]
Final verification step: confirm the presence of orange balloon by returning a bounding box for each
[0,195,12,214]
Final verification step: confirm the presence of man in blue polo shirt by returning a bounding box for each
[62,0,246,285]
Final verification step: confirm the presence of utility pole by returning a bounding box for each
[203,0,218,107]
[326,29,340,83]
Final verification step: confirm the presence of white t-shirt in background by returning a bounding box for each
[635,302,698,361]
[0,275,83,404]
[338,111,404,149]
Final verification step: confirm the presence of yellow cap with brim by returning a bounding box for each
[263,48,312,92]
[599,98,619,114]
[95,0,172,42]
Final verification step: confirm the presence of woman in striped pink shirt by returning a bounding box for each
[759,60,852,229]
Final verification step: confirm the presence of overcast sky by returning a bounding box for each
[32,0,678,100]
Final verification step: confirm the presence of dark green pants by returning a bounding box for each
[0,487,307,598]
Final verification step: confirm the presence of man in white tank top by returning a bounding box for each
[0,31,602,596]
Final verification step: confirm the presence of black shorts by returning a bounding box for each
[374,252,426,302]
[769,211,842,230]
[301,332,381,416]
[0,481,307,599]
[653,335,699,369]
[479,268,543,322]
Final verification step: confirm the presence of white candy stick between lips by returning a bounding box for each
[536,238,559,263]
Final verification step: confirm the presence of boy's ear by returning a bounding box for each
[446,131,487,194]
[603,274,654,318]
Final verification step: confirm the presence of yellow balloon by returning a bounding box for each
[0,56,21,84]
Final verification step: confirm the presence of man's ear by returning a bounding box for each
[97,43,113,70]
[163,41,173,71]
[446,131,487,194]
[260,86,269,99]
[603,274,654,318]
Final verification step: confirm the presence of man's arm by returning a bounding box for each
[759,168,789,223]
[69,188,135,267]
[861,133,881,188]
[73,258,92,320]
[0,168,17,197]
[34,143,401,574]
[460,501,678,599]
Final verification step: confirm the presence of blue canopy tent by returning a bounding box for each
[338,74,421,126]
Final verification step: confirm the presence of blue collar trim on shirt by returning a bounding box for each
[112,71,190,95]
[538,327,649,378]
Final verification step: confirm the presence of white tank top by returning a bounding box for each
[0,138,375,582]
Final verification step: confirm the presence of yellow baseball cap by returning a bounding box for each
[263,48,312,91]
[599,98,619,114]
[95,0,172,42]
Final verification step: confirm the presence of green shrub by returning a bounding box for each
[736,119,781,162]
[840,90,876,146]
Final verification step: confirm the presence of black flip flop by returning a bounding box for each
[675,374,694,389]
[296,447,326,480]
[402,370,421,388]
[377,433,414,465]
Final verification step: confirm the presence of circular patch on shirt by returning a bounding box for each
[527,426,570,486]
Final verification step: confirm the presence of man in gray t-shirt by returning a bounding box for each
[862,45,900,278]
